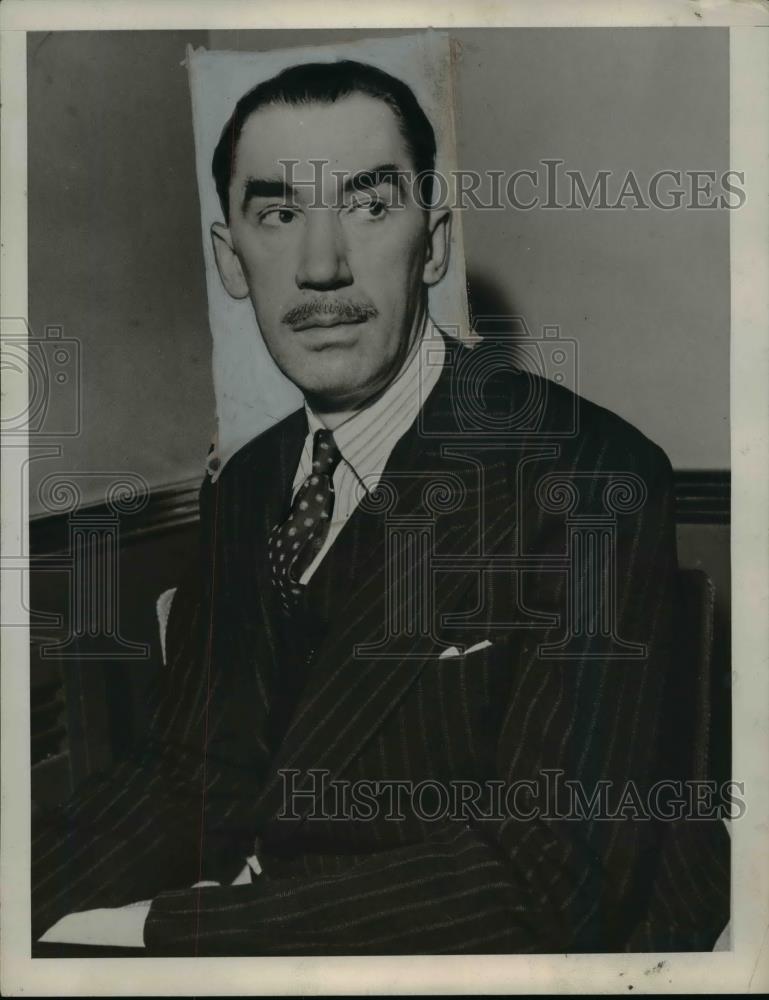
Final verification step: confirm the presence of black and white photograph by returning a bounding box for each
[1,2,768,995]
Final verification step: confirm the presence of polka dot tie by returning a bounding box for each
[269,428,342,613]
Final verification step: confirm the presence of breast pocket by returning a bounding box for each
[404,636,515,778]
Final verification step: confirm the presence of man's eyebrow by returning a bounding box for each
[241,176,295,214]
[342,164,406,194]
[240,164,406,214]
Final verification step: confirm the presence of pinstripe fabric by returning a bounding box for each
[31,333,729,955]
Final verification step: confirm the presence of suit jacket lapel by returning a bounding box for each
[208,407,307,762]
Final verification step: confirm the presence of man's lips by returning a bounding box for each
[291,315,369,332]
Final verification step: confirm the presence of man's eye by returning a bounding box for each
[348,196,388,219]
[367,200,386,218]
[260,207,299,227]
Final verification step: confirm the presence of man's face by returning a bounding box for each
[212,93,450,411]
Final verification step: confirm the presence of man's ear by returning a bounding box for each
[422,208,452,287]
[210,222,250,299]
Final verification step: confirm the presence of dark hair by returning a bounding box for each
[211,59,437,222]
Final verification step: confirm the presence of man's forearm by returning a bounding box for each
[31,747,208,943]
[37,856,262,949]
[142,822,560,955]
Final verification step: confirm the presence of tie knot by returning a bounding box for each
[311,428,341,476]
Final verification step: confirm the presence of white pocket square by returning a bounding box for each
[439,639,493,660]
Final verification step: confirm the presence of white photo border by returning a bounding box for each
[1,2,768,995]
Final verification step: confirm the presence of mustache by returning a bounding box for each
[282,298,378,329]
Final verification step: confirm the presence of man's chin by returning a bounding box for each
[297,366,389,412]
[278,337,401,410]
[300,380,367,411]
[283,348,376,405]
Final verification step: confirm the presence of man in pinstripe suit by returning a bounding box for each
[32,60,729,955]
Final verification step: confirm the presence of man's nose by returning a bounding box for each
[295,210,353,291]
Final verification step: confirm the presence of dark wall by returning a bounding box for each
[27,30,215,517]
